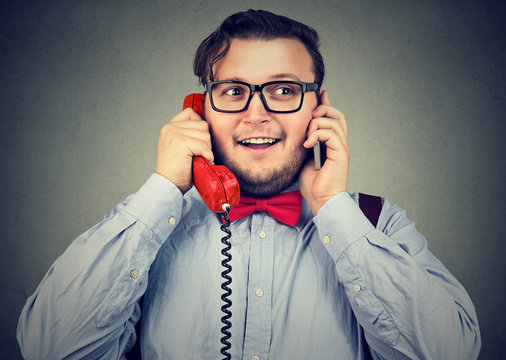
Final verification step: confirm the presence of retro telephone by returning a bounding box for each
[182,93,240,213]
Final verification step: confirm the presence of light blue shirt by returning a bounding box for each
[17,174,481,359]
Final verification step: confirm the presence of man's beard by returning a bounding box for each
[212,142,309,198]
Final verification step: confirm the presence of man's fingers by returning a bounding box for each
[320,89,331,106]
[304,127,347,151]
[305,113,348,145]
[159,124,212,157]
[170,107,204,123]
[306,117,340,135]
[313,92,347,131]
[156,107,215,193]
[160,121,210,138]
[182,137,214,162]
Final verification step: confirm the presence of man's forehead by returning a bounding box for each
[212,38,314,82]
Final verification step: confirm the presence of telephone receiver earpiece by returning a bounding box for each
[182,93,240,213]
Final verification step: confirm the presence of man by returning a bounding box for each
[18,9,480,359]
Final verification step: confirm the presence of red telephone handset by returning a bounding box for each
[182,93,240,213]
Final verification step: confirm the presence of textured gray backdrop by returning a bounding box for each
[1,1,504,359]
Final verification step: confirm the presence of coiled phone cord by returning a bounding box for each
[219,204,233,360]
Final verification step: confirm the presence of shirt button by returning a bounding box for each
[256,288,264,297]
[130,270,139,279]
[323,235,331,244]
[353,284,361,292]
[252,356,260,360]
[258,231,266,239]
[168,217,176,226]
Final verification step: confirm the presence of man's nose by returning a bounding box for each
[242,92,271,124]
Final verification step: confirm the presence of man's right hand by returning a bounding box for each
[155,108,214,194]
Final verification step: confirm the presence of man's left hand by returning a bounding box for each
[299,90,350,215]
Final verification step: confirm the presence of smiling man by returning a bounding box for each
[18,9,480,360]
[204,38,318,198]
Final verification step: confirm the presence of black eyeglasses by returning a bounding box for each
[205,80,319,113]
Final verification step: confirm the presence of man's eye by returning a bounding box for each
[224,88,244,96]
[273,87,293,95]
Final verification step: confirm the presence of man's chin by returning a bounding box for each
[235,173,292,198]
[224,160,305,198]
[212,144,310,197]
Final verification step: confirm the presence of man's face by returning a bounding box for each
[205,38,318,197]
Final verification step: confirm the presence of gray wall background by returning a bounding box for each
[1,1,504,359]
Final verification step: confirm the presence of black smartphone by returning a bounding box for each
[313,141,326,170]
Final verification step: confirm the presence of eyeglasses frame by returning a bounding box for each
[205,80,320,114]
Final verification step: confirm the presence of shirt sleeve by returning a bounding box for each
[313,192,481,360]
[17,173,183,360]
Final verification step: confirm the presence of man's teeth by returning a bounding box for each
[241,138,277,144]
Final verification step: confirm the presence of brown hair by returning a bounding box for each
[193,9,325,88]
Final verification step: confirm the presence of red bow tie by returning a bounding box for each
[227,191,302,227]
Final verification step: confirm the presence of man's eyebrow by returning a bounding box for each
[270,73,303,81]
[217,73,303,83]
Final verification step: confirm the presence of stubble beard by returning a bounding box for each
[212,141,309,198]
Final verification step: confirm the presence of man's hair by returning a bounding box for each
[193,9,325,88]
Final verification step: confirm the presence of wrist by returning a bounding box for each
[154,169,190,195]
[308,190,346,216]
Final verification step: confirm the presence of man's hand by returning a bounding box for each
[299,90,350,215]
[156,108,214,194]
